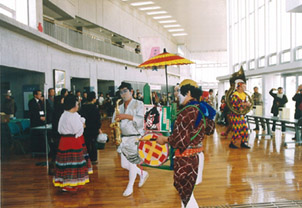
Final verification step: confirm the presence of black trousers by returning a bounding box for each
[84,136,98,162]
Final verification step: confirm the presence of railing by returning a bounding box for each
[43,20,143,64]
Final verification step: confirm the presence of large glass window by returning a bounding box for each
[249,12,255,59]
[240,18,246,62]
[239,0,246,19]
[249,0,254,13]
[268,0,277,54]
[280,0,291,50]
[233,23,239,64]
[233,0,238,24]
[285,76,296,119]
[0,0,28,25]
[258,6,265,57]
[295,13,302,47]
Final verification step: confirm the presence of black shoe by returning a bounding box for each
[292,137,296,140]
[229,143,238,149]
[241,142,251,149]
[253,128,259,131]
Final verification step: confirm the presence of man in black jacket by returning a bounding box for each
[28,90,45,127]
[28,90,46,153]
[269,87,288,132]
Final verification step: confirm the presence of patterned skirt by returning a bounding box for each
[53,135,93,188]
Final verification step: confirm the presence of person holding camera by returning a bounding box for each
[269,87,288,132]
[292,85,302,140]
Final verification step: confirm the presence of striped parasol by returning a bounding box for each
[138,48,194,105]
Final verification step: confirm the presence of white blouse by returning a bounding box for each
[58,111,86,138]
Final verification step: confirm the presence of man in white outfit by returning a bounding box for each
[112,82,149,197]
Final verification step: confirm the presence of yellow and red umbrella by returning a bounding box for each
[138,48,194,105]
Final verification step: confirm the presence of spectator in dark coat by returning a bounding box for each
[79,91,102,164]
[269,87,288,131]
[28,90,46,153]
[292,85,302,140]
[293,85,302,120]
[28,90,45,127]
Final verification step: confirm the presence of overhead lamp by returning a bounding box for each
[153,15,172,20]
[131,1,154,6]
[172,33,188,36]
[147,11,167,15]
[163,24,181,28]
[168,28,184,32]
[159,20,176,24]
[139,6,161,11]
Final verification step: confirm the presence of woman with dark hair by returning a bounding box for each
[79,91,102,164]
[53,95,92,192]
[156,79,215,208]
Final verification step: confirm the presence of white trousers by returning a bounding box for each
[121,152,141,188]
[181,152,204,208]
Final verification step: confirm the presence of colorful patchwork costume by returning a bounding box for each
[168,101,215,207]
[230,91,249,145]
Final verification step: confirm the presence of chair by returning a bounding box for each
[7,122,27,154]
[20,119,30,134]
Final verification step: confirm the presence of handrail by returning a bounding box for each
[43,20,143,64]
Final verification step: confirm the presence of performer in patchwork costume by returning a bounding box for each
[112,82,149,197]
[157,79,215,208]
[53,95,93,192]
[229,80,251,149]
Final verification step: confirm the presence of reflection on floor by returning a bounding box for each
[1,119,302,208]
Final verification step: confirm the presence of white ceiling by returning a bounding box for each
[122,0,227,52]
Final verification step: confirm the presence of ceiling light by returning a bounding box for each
[131,1,154,6]
[163,24,181,28]
[159,20,176,24]
[147,11,167,15]
[168,28,184,32]
[172,33,188,36]
[153,15,172,20]
[139,6,161,11]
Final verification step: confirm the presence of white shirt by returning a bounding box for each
[112,98,144,136]
[58,111,86,138]
[98,96,104,105]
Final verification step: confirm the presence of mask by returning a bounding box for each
[178,93,186,105]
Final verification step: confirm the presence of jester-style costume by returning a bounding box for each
[230,91,249,145]
[168,100,215,207]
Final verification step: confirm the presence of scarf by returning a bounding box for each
[277,93,284,99]
[187,100,216,127]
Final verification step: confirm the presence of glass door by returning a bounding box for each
[285,76,296,120]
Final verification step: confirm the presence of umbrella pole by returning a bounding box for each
[165,65,169,106]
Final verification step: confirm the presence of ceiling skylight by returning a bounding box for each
[168,28,184,32]
[172,33,188,36]
[131,1,154,6]
[163,24,181,28]
[159,20,176,24]
[147,11,167,15]
[153,15,172,20]
[139,6,161,11]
